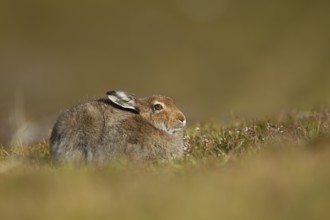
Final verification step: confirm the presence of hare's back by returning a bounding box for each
[51,99,126,139]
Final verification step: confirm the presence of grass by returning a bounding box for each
[1,109,330,220]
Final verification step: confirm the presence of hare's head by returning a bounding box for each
[107,91,186,134]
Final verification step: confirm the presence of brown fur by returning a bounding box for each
[50,91,186,165]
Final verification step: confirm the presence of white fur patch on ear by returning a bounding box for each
[106,91,139,112]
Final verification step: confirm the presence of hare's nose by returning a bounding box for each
[178,114,186,126]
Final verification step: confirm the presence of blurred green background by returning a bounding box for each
[1,0,330,144]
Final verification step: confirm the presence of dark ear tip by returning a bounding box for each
[106,91,116,95]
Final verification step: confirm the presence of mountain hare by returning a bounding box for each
[50,91,186,165]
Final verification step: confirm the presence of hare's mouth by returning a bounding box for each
[167,121,186,134]
[154,123,185,134]
[154,122,184,134]
[167,127,183,134]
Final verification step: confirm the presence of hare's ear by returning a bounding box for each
[106,91,139,113]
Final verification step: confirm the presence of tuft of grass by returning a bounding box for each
[184,109,330,163]
[0,140,50,165]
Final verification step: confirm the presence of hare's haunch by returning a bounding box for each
[50,91,186,164]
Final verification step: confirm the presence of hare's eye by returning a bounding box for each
[153,103,163,111]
